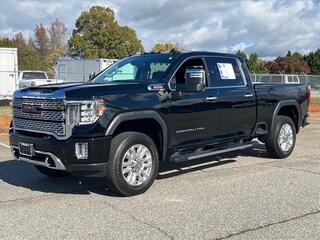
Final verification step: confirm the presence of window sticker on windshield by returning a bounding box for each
[217,63,236,80]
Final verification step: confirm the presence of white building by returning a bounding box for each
[0,48,18,98]
[55,57,117,82]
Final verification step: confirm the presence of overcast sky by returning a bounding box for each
[0,0,319,58]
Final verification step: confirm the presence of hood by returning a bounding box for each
[13,82,148,100]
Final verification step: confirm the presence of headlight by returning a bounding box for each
[80,102,95,123]
[66,99,105,126]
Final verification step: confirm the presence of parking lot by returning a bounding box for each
[0,115,319,240]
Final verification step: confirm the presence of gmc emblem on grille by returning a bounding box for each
[21,104,42,114]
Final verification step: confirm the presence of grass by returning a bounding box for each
[311,96,320,104]
[0,106,12,133]
[310,96,320,115]
[0,106,12,116]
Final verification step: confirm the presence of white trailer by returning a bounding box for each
[0,48,18,98]
[55,57,117,82]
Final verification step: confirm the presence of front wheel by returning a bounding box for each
[107,132,159,196]
[265,116,296,159]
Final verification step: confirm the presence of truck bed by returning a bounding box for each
[254,83,309,133]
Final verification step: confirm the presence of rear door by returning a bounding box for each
[205,56,256,141]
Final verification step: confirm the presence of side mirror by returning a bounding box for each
[89,72,96,80]
[178,67,205,92]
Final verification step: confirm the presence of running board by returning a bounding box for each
[170,143,253,162]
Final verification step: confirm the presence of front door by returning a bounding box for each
[166,58,220,150]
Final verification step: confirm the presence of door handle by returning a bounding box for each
[206,96,218,101]
[244,93,254,98]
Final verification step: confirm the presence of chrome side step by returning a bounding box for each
[187,143,253,160]
[170,142,253,162]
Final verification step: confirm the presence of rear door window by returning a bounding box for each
[205,57,245,87]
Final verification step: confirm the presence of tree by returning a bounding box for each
[152,43,176,52]
[286,50,292,57]
[247,52,266,73]
[68,6,144,58]
[236,50,248,62]
[0,33,43,71]
[266,55,310,74]
[236,50,266,73]
[33,24,49,55]
[292,51,305,62]
[46,19,68,76]
[305,49,320,75]
[47,18,67,51]
[152,42,189,52]
[0,19,68,77]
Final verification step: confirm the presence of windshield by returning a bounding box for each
[92,54,179,84]
[22,72,47,80]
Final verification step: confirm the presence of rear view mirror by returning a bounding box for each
[89,72,96,80]
[178,66,205,92]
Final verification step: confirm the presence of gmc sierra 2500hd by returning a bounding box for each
[9,51,310,196]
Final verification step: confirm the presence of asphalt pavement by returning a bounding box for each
[0,116,319,240]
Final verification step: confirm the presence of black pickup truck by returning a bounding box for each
[9,51,310,196]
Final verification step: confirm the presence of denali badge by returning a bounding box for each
[21,104,42,114]
[176,127,205,134]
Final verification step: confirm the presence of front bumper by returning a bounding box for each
[9,131,111,174]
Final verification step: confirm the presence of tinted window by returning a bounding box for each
[105,63,138,81]
[92,54,179,84]
[22,72,47,80]
[170,58,206,89]
[205,57,245,87]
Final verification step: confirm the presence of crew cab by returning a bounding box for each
[9,51,310,196]
[18,70,63,88]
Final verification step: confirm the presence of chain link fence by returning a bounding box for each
[250,74,320,96]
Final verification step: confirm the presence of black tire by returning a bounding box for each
[107,132,159,196]
[265,116,296,159]
[34,165,70,177]
[258,136,266,143]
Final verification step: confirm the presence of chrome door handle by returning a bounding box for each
[206,96,218,101]
[244,94,254,98]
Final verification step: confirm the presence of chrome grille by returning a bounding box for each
[13,98,65,110]
[13,118,65,136]
[13,108,64,122]
[13,97,66,138]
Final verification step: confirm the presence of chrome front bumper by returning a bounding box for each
[11,145,66,170]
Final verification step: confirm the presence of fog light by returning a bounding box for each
[75,143,88,160]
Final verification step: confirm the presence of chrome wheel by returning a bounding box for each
[121,144,153,186]
[278,123,294,152]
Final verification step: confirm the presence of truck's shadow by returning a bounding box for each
[0,142,268,197]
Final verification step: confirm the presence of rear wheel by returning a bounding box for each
[107,132,159,196]
[265,116,296,159]
[34,165,70,177]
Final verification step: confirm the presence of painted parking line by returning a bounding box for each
[0,142,10,149]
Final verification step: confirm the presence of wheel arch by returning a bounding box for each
[105,111,168,161]
[271,100,301,133]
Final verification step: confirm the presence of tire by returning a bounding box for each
[265,116,296,159]
[34,165,70,177]
[258,136,266,143]
[107,132,159,196]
